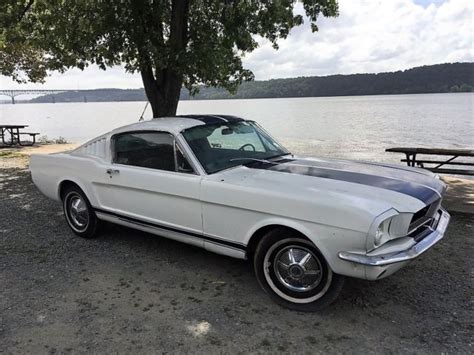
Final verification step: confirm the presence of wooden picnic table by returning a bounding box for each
[386,147,474,175]
[0,125,39,146]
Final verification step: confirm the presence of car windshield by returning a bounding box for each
[182,121,290,174]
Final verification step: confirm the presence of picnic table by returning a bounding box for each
[386,147,474,176]
[0,125,40,147]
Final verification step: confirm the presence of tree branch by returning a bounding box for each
[18,0,34,23]
[169,0,190,55]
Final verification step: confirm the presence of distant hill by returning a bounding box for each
[29,88,147,103]
[29,62,473,103]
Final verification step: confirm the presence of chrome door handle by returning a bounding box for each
[106,168,120,175]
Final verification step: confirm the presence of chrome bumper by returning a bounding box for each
[338,208,450,267]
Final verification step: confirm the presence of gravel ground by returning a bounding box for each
[0,168,472,354]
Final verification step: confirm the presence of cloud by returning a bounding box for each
[0,66,142,90]
[1,0,472,89]
[244,0,474,78]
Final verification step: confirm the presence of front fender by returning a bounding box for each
[244,217,368,278]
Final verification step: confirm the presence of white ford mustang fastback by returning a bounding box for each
[30,115,450,311]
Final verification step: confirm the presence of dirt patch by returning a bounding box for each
[442,176,474,214]
[0,144,78,169]
[0,168,472,353]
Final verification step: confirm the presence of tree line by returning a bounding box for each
[28,62,473,104]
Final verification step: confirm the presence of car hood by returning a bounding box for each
[213,156,445,215]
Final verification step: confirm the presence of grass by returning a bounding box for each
[37,136,69,144]
[0,151,25,158]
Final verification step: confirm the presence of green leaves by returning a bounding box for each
[1,0,338,114]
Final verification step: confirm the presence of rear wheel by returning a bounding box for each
[62,186,100,238]
[254,228,344,311]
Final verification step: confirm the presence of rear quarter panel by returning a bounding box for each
[30,153,105,207]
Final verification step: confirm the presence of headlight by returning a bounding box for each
[370,211,413,249]
[374,219,391,247]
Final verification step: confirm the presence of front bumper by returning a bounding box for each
[338,208,450,278]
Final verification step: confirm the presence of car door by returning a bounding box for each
[100,130,203,246]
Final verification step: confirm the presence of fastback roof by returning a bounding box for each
[109,114,245,136]
[176,114,244,125]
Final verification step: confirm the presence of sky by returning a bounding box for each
[1,0,473,90]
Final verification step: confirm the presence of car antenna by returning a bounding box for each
[138,101,149,121]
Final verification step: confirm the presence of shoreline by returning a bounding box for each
[1,143,472,214]
[1,91,473,105]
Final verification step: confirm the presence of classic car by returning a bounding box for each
[30,114,450,311]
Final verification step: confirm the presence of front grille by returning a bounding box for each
[409,198,441,233]
[408,225,432,242]
[411,205,430,225]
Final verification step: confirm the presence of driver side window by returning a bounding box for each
[112,131,194,174]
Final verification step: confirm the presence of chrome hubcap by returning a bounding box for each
[274,246,322,292]
[69,195,89,229]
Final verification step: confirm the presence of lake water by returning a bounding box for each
[1,93,473,164]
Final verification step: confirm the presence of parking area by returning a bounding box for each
[0,168,472,353]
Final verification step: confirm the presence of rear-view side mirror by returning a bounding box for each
[221,127,234,135]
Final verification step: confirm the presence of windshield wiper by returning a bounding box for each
[229,158,279,165]
[265,153,293,160]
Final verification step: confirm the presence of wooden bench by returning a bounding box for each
[386,147,474,176]
[0,125,34,147]
[18,132,40,146]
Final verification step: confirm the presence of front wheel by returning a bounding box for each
[254,229,344,311]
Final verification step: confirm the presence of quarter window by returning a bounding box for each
[176,143,194,173]
[113,132,178,172]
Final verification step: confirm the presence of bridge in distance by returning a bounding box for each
[0,89,76,104]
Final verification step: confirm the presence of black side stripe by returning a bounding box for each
[251,163,440,205]
[93,208,246,251]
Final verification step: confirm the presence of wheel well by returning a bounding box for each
[246,224,310,259]
[59,180,81,200]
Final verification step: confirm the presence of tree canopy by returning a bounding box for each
[1,0,339,116]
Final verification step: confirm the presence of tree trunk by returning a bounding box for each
[141,67,182,118]
[139,0,190,118]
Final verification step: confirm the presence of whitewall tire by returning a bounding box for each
[254,228,344,311]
